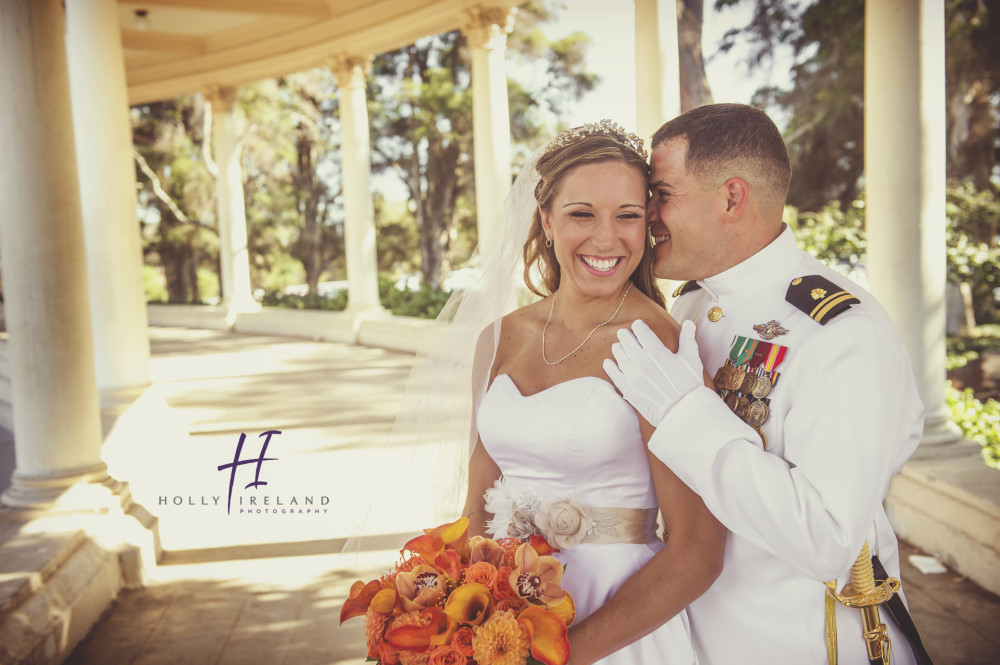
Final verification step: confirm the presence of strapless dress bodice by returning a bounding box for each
[477,374,657,510]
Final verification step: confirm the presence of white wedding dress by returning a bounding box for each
[477,373,698,665]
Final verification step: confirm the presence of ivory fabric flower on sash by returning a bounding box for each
[534,498,589,550]
[484,478,541,540]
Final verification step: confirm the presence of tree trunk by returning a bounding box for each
[677,0,713,111]
[295,131,324,295]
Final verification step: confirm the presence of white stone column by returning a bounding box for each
[635,0,681,143]
[206,86,258,318]
[866,0,959,445]
[65,0,151,414]
[0,0,114,507]
[463,7,515,253]
[331,55,382,313]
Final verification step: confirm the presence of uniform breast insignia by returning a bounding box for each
[671,280,702,298]
[752,320,788,339]
[786,275,860,324]
[712,335,788,449]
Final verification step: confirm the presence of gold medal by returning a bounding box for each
[739,371,757,395]
[724,391,739,410]
[722,366,743,391]
[714,366,730,386]
[735,396,750,420]
[747,399,769,427]
[751,374,772,399]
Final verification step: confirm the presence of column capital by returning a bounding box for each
[462,6,516,50]
[329,54,373,88]
[204,84,238,113]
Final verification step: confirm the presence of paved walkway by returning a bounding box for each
[60,327,999,664]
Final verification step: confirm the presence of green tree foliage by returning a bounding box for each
[946,183,1000,323]
[239,72,345,296]
[790,184,1000,325]
[368,0,597,288]
[717,0,1000,211]
[132,98,219,303]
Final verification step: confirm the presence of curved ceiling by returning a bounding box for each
[119,0,520,105]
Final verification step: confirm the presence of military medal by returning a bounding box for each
[746,399,769,427]
[714,331,790,448]
[734,396,750,420]
[751,373,772,399]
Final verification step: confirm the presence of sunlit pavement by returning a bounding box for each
[60,326,1000,664]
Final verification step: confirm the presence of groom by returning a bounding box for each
[604,104,931,664]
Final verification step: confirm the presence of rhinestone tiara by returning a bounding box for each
[541,119,648,162]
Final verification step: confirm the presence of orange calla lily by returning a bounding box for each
[339,579,382,624]
[385,606,456,652]
[509,542,566,607]
[444,582,495,626]
[434,549,464,580]
[403,516,470,561]
[396,564,449,612]
[518,606,571,665]
[529,534,559,556]
[370,587,397,614]
[547,592,576,626]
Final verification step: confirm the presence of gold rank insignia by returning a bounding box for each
[785,275,860,324]
[672,280,702,298]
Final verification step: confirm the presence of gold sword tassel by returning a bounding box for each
[825,542,901,665]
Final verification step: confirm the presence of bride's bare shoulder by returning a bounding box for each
[623,290,681,352]
[475,298,548,362]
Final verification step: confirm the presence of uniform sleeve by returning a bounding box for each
[648,314,923,581]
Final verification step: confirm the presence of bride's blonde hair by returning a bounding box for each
[522,127,664,308]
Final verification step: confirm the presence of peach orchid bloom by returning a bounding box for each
[395,564,449,612]
[508,542,566,607]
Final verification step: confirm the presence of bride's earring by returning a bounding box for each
[545,236,553,248]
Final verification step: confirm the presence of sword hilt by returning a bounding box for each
[847,542,892,664]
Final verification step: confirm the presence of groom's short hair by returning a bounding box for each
[652,104,792,212]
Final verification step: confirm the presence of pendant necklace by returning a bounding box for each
[541,282,633,366]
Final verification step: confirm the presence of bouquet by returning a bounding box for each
[340,516,576,665]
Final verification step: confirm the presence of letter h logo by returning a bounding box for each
[218,430,280,515]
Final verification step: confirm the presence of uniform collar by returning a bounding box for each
[698,224,798,302]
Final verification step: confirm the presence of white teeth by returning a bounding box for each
[582,256,620,272]
[651,234,670,247]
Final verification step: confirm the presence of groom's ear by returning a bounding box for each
[720,177,749,218]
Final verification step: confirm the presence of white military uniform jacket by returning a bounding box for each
[651,226,923,664]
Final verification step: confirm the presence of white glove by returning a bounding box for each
[603,319,705,427]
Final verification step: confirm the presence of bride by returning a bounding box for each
[457,121,726,665]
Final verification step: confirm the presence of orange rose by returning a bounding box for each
[465,561,498,587]
[495,596,528,614]
[427,645,465,665]
[490,565,516,600]
[450,626,475,658]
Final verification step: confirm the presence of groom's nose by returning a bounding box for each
[646,198,660,224]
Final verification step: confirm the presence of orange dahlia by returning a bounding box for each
[472,609,530,665]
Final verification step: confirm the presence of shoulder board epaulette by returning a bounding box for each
[785,275,860,324]
[672,280,702,298]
